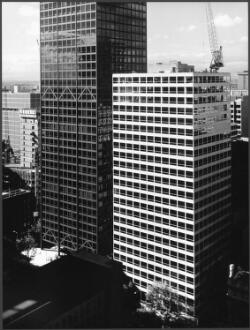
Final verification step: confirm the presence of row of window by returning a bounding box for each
[114,180,193,201]
[114,137,193,147]
[114,126,194,135]
[113,85,226,94]
[114,224,194,242]
[114,117,194,125]
[115,198,194,220]
[113,248,194,274]
[195,166,230,180]
[114,95,227,104]
[114,157,193,170]
[115,215,194,234]
[41,2,95,13]
[114,147,193,159]
[195,199,231,220]
[114,205,194,225]
[114,155,194,167]
[114,166,193,177]
[114,190,193,209]
[194,151,230,167]
[113,75,227,84]
[113,105,195,114]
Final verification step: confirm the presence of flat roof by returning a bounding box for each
[113,71,230,77]
[3,252,115,328]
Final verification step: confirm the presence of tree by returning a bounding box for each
[144,282,192,327]
[16,232,37,259]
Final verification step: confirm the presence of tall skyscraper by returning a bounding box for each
[40,2,147,254]
[113,72,231,319]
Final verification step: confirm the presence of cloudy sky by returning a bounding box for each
[2,2,248,81]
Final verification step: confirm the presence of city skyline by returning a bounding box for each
[2,1,249,328]
[2,2,248,81]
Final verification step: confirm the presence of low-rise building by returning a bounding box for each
[3,189,36,237]
[3,250,136,329]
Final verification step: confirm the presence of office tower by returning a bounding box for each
[113,72,231,319]
[2,91,40,162]
[40,2,147,254]
[237,70,248,90]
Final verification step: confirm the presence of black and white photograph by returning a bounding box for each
[2,1,249,328]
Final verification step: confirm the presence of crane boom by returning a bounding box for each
[206,2,224,72]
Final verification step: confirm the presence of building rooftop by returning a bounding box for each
[113,71,230,77]
[21,247,65,267]
[2,188,31,199]
[3,251,122,328]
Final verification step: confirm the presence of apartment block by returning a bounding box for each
[113,72,231,319]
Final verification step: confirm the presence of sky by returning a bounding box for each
[2,2,248,81]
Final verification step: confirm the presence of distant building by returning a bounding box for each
[20,109,38,168]
[2,91,40,110]
[5,165,39,198]
[237,71,248,91]
[168,60,195,73]
[241,96,248,138]
[149,60,195,73]
[2,189,36,237]
[2,91,40,163]
[230,89,248,100]
[230,95,249,137]
[2,108,21,160]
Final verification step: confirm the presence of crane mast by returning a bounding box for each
[206,2,224,72]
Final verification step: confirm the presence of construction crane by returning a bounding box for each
[206,2,224,72]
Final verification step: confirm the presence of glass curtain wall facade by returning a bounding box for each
[40,2,147,254]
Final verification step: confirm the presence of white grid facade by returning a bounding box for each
[112,72,231,317]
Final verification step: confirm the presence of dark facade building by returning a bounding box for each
[227,266,249,327]
[40,2,147,254]
[231,138,249,269]
[241,95,248,138]
[3,189,36,238]
[3,250,138,329]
